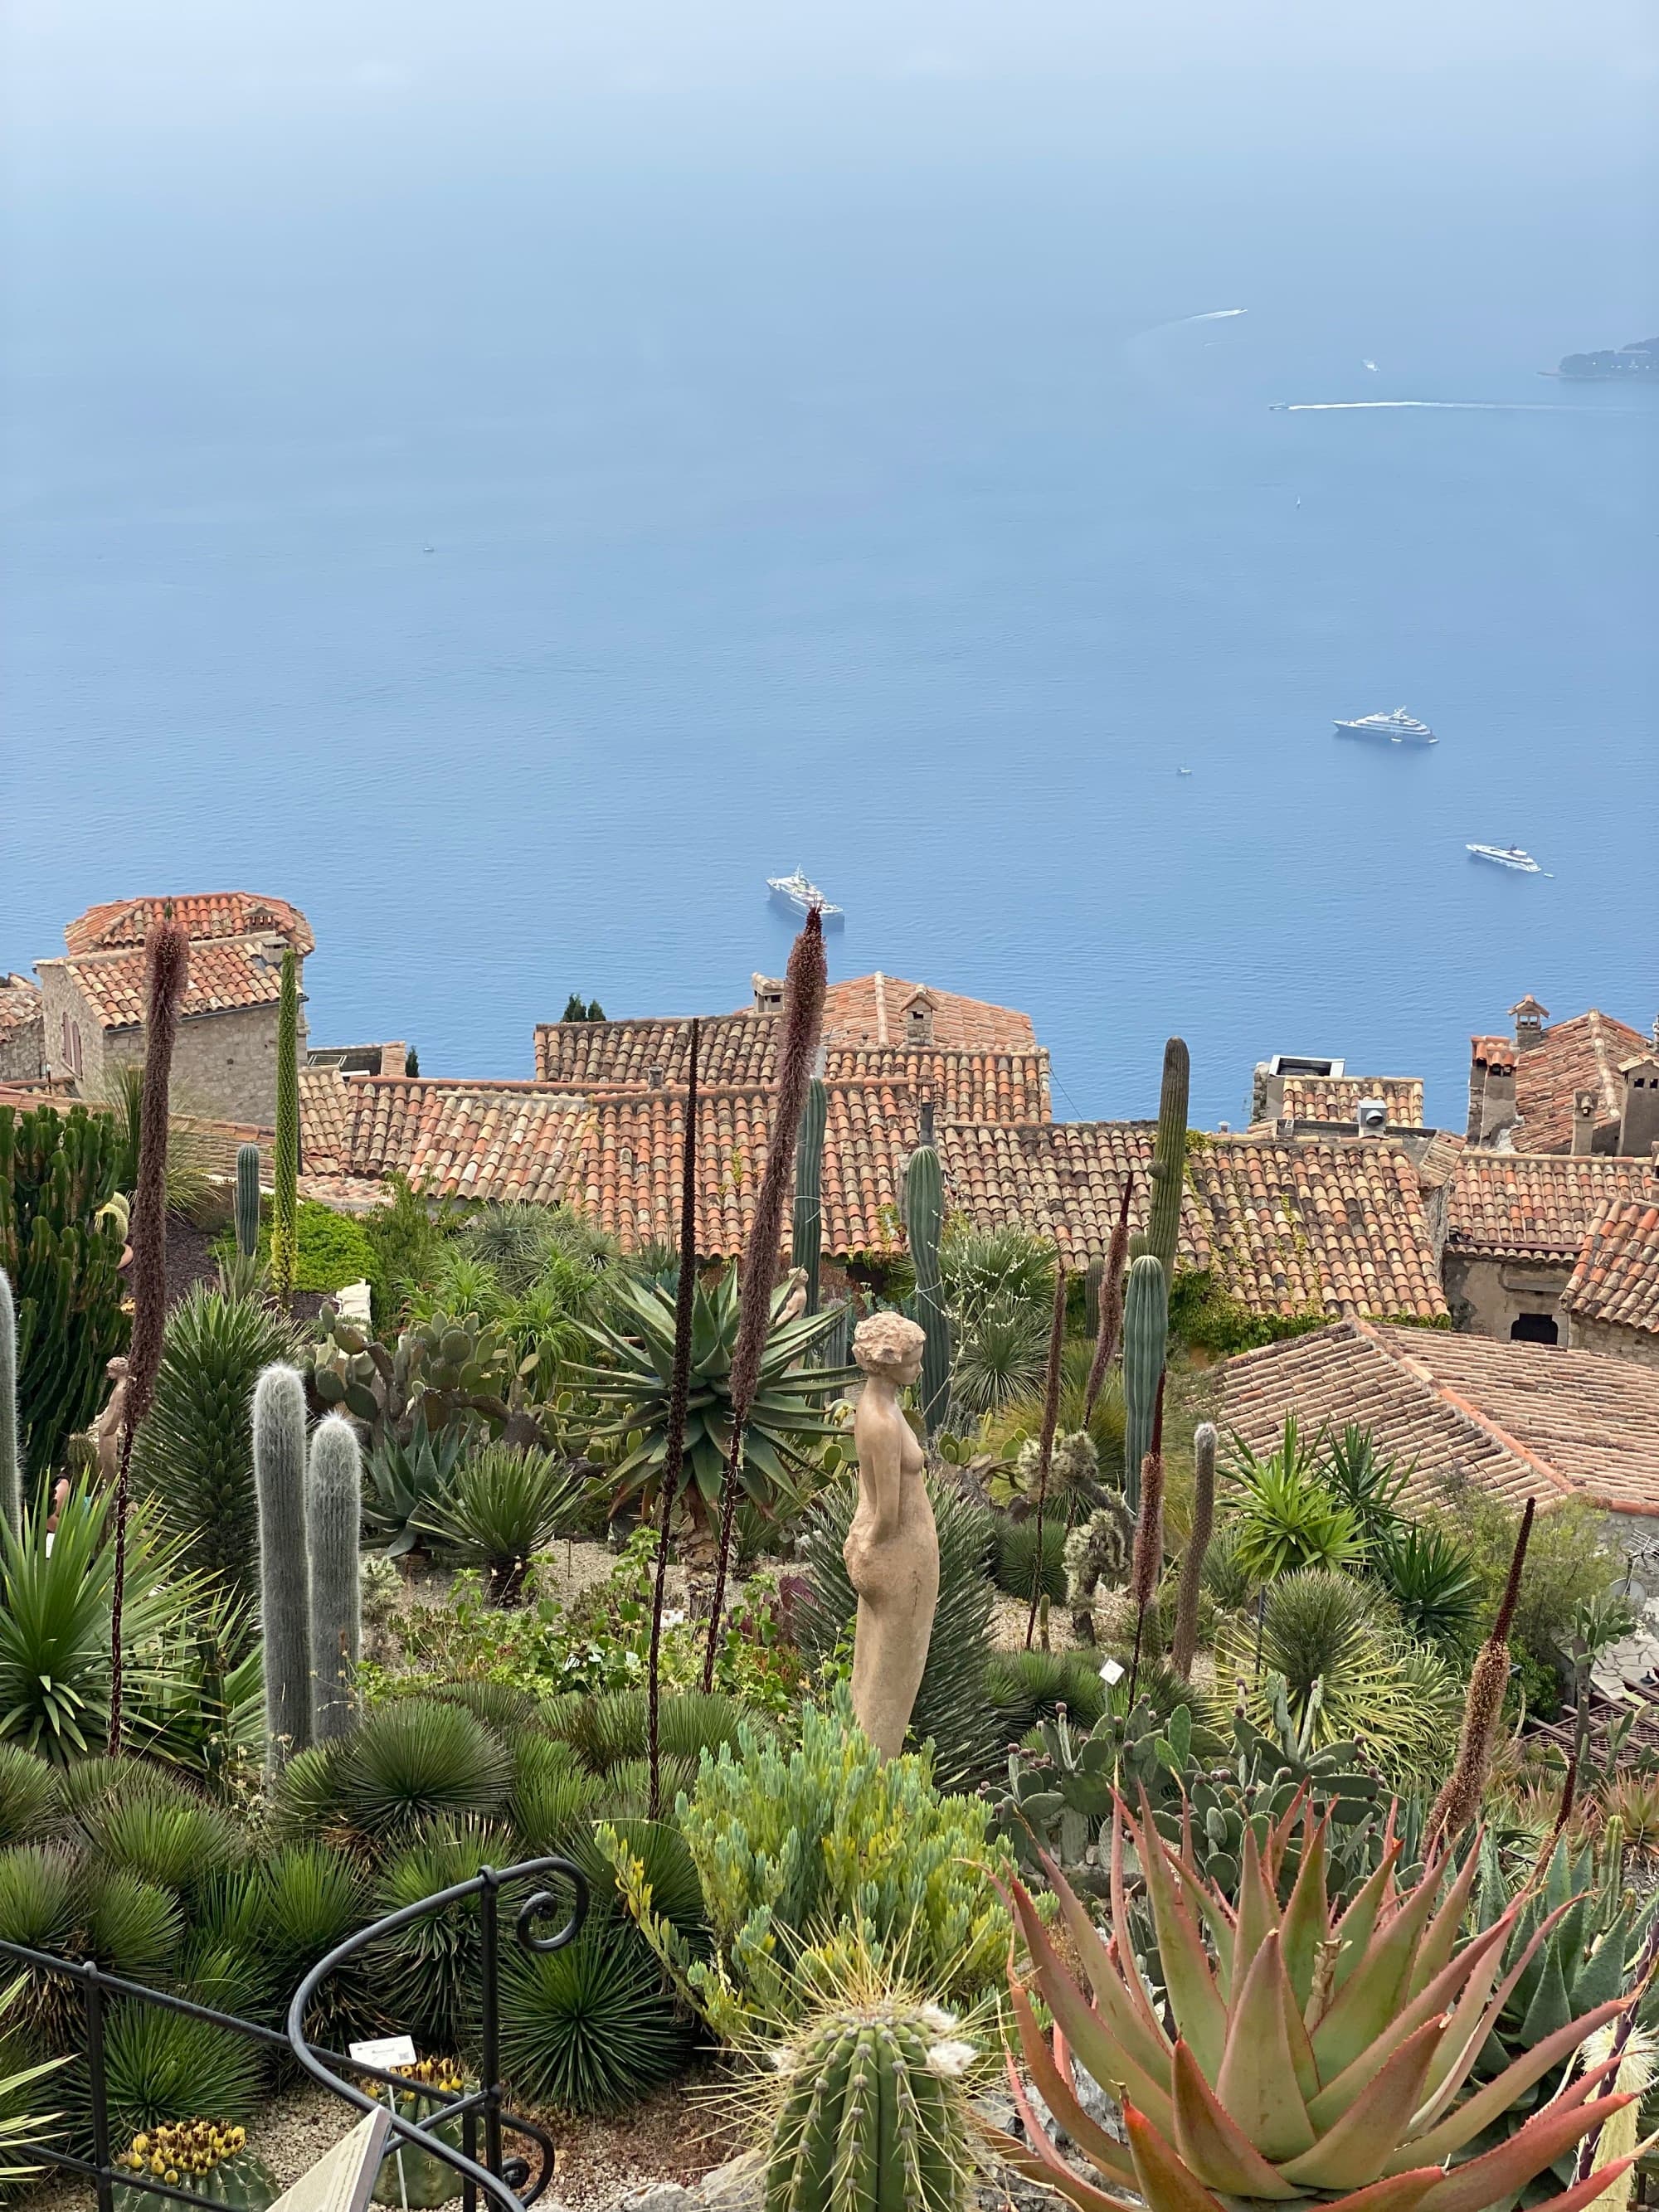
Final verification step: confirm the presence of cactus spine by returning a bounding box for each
[1171,1420,1216,1680]
[902,1144,950,1435]
[765,2003,973,2212]
[0,1271,17,1538]
[791,1077,826,1315]
[270,950,299,1307]
[253,1363,310,1765]
[306,1414,362,1742]
[1120,1252,1167,1511]
[1146,1036,1190,1287]
[235,1142,261,1259]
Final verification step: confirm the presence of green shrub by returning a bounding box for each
[369,1822,501,2050]
[85,1788,242,1901]
[1374,1522,1480,1650]
[415,1444,582,1604]
[223,1198,379,1297]
[1447,1486,1619,1703]
[990,1515,1067,1607]
[549,1690,748,1779]
[0,1745,55,1847]
[984,1649,1107,1743]
[1226,1417,1365,1582]
[255,1844,375,2047]
[102,2005,264,2141]
[499,1926,692,2115]
[332,1700,513,1843]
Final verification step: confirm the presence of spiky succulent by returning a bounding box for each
[994,1791,1642,2211]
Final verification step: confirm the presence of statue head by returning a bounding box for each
[853,1310,926,1388]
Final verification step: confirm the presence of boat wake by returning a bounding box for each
[1277,399,1631,413]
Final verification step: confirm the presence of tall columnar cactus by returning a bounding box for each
[1146,1035,1190,1287]
[1171,1420,1216,1680]
[307,1414,362,1742]
[764,1999,976,2212]
[270,949,300,1307]
[1120,1252,1167,1512]
[791,1077,827,1315]
[902,1143,950,1436]
[0,1103,127,1481]
[253,1363,311,1765]
[235,1141,261,1260]
[0,1271,18,1539]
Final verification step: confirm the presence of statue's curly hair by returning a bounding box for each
[853,1310,927,1375]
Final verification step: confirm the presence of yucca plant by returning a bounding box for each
[508,1738,607,1858]
[102,2007,265,2144]
[580,1271,852,1529]
[85,1791,243,1903]
[0,1743,56,1846]
[984,1648,1110,1742]
[333,1698,513,1841]
[367,1821,504,2050]
[995,1791,1643,2210]
[1228,1418,1366,1582]
[1318,1422,1411,1558]
[946,1294,1052,1420]
[547,1688,749,1777]
[992,1514,1068,1607]
[414,1441,582,1602]
[253,1844,376,2048]
[499,1924,692,2114]
[1377,1522,1481,1650]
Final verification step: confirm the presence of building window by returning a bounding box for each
[1511,1313,1559,1346]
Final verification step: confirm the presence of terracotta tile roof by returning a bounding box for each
[339,1078,589,1206]
[815,973,1037,1053]
[1510,1011,1650,1151]
[937,1121,1206,1271]
[1445,1151,1656,1262]
[534,1014,778,1091]
[1563,1202,1659,1340]
[1277,1076,1424,1127]
[824,1047,1048,1123]
[298,1067,352,1174]
[66,893,314,960]
[0,978,42,1046]
[1223,1320,1659,1516]
[41,938,293,1031]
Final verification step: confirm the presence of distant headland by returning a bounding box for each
[1550,335,1658,380]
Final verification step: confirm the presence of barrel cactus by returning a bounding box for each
[764,1997,978,2212]
[1120,1252,1167,1510]
[1146,1035,1190,1286]
[114,2122,277,2212]
[253,1363,310,1765]
[902,1143,950,1435]
[791,1077,827,1315]
[995,1792,1643,2211]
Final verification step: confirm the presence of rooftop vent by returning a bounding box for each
[1355,1097,1388,1136]
[647,1064,665,1090]
[1267,1054,1345,1079]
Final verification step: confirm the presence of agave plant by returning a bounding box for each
[579,1271,852,1526]
[1318,1422,1411,1558]
[995,1791,1643,2211]
[363,1405,469,1558]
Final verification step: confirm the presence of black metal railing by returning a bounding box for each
[0,1852,586,2212]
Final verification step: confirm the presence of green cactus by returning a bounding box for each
[234,1142,261,1259]
[270,950,299,1305]
[253,1362,310,1766]
[1063,1495,1134,1641]
[0,1102,127,1483]
[902,1143,950,1435]
[310,1304,520,1450]
[1170,1418,1216,1680]
[764,1999,976,2212]
[1119,1251,1166,1510]
[307,1413,362,1742]
[114,2122,277,2212]
[791,1076,826,1315]
[0,1270,18,1539]
[1146,1035,1189,1286]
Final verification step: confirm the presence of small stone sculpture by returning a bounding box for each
[845,1312,938,1758]
[94,1356,132,1488]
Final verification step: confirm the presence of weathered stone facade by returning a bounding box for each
[0,975,43,1082]
[1569,1313,1659,1371]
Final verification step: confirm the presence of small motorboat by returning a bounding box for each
[1466,844,1541,873]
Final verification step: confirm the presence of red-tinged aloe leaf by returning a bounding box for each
[1169,2039,1298,2200]
[1029,1854,1173,2079]
[986,2060,1146,2212]
[1405,1834,1483,2003]
[1233,1821,1281,1986]
[1311,1849,1449,2083]
[1314,2176,1442,2212]
[1327,1843,1400,1999]
[1215,1929,1316,2163]
[1306,1908,1515,2134]
[1123,2099,1230,2212]
[1131,1790,1227,2083]
[1413,1896,1603,2129]
[1279,1808,1331,2013]
[1008,1981,1139,2187]
[1408,2093,1633,2212]
[1396,2001,1632,2171]
[1278,2020,1441,2190]
[1278,1937,1321,2107]
[1504,2151,1649,2212]
[1109,1797,1165,2044]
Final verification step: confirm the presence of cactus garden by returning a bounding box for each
[1,916,1656,2212]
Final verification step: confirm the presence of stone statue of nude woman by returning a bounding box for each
[845,1311,939,1758]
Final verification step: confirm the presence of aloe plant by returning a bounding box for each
[993,1791,1642,2210]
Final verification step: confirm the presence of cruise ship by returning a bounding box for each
[766,868,845,925]
[1334,707,1438,746]
[1467,844,1541,873]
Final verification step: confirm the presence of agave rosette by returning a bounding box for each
[994,1788,1644,2211]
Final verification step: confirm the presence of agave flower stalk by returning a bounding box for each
[1428,1495,1535,1846]
[993,1787,1642,2212]
[108,913,188,1754]
[1024,1254,1068,1652]
[704,909,826,1687]
[1083,1179,1133,1426]
[650,1019,699,1819]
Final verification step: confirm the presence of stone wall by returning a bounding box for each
[0,1014,43,1082]
[104,999,307,1128]
[38,963,110,1096]
[1569,1313,1659,1372]
[1443,1252,1570,1341]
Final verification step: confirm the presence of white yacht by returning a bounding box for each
[1334,707,1438,746]
[766,868,844,924]
[1467,844,1541,873]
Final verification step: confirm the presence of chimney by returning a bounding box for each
[647,1063,665,1090]
[1355,1097,1387,1137]
[1618,1053,1659,1159]
[752,972,784,1015]
[379,1042,406,1079]
[902,989,936,1047]
[1570,1089,1598,1155]
[1467,1038,1517,1147]
[1511,995,1550,1053]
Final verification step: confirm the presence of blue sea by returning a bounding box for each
[2,0,1655,1130]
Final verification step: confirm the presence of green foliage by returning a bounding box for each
[1120,1252,1167,1510]
[606,1694,1012,2041]
[939,1224,1056,1321]
[226,1200,379,1297]
[415,1443,581,1604]
[0,1101,128,1483]
[103,2007,264,2142]
[103,1066,215,1228]
[791,1477,995,1791]
[499,1925,690,2114]
[983,1648,1107,1743]
[85,1793,242,1903]
[1450,1486,1621,1715]
[368,1821,501,2050]
[254,1843,374,2047]
[551,1688,750,1777]
[939,1225,1054,1420]
[1374,1520,1480,1649]
[1318,1422,1410,1555]
[134,1286,296,1602]
[0,1743,56,1846]
[791,1078,826,1315]
[359,1177,452,1330]
[902,1145,951,1435]
[332,1698,513,1843]
[1225,1415,1365,1581]
[1167,1268,1327,1357]
[990,1514,1066,1607]
[364,1407,469,1559]
[0,1273,20,1539]
[580,1270,851,1526]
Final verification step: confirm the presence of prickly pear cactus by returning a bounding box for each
[309,1305,517,1447]
[764,2000,977,2212]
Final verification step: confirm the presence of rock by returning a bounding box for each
[618,2187,698,2212]
[696,2155,762,2210]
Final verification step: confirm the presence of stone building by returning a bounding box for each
[1437,1149,1657,1344]
[1563,1201,1659,1369]
[36,893,312,1128]
[0,975,43,1082]
[1467,995,1655,1154]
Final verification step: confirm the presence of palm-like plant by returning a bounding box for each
[103,1066,215,1226]
[415,1442,583,1602]
[1377,1523,1481,1650]
[948,1294,1053,1419]
[580,1271,851,1527]
[1228,1417,1365,1582]
[1319,1422,1411,1556]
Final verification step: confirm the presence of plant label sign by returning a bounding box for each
[350,2035,419,2071]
